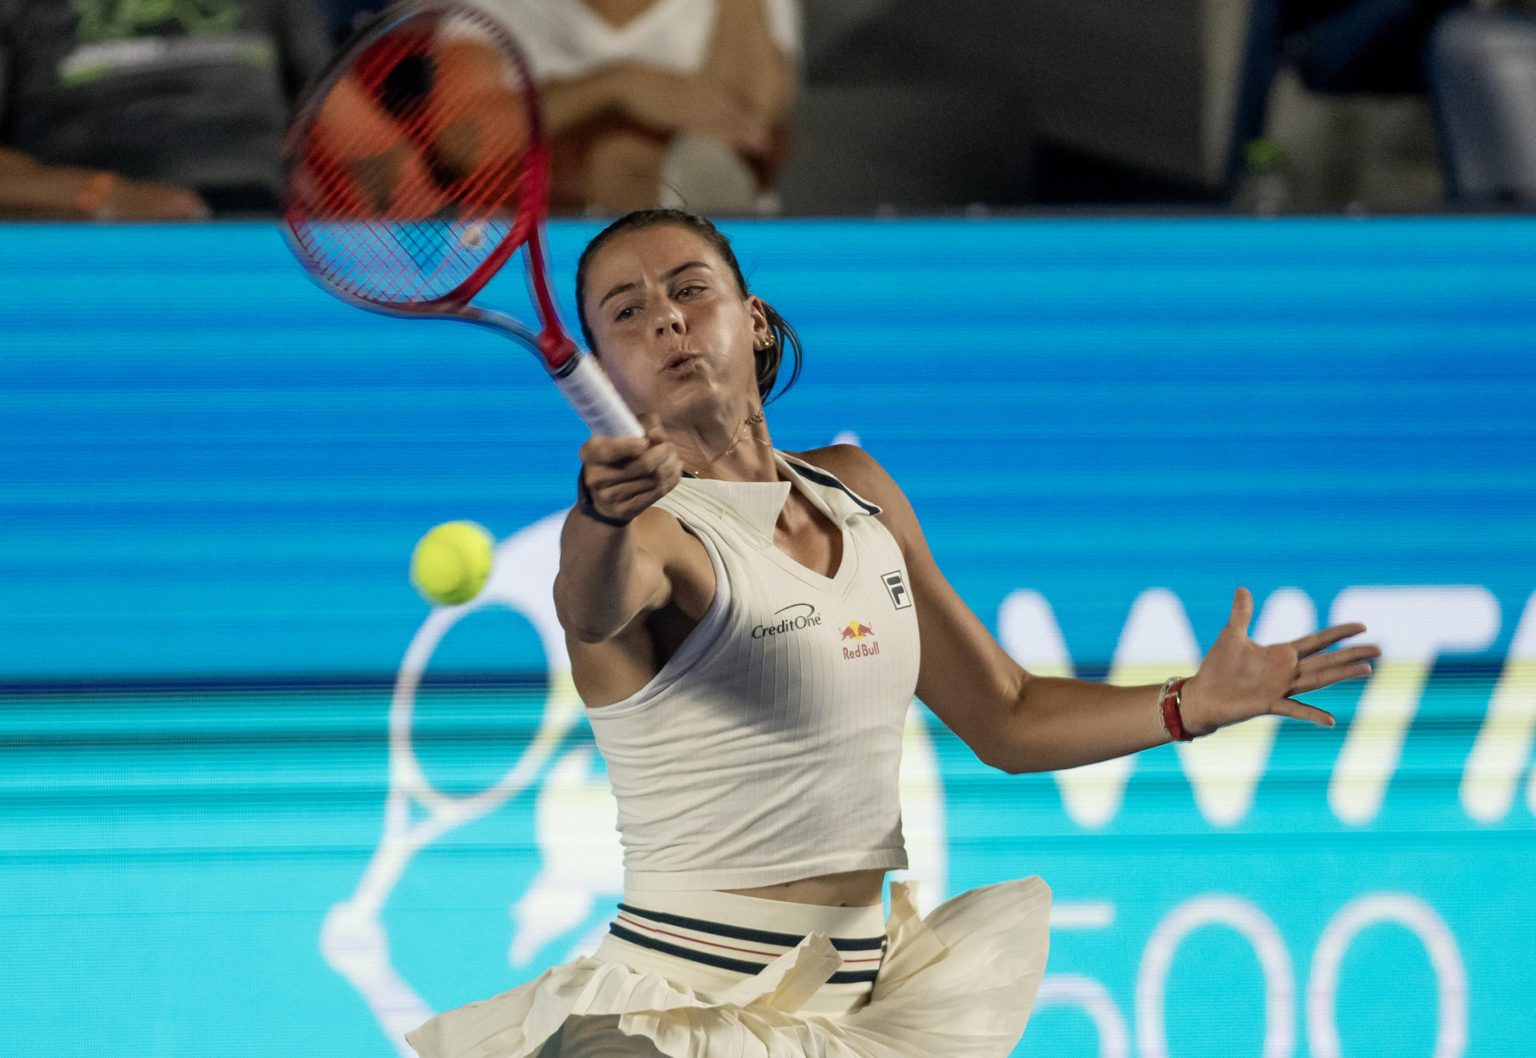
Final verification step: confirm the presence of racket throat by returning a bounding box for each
[537,332,579,373]
[457,305,577,375]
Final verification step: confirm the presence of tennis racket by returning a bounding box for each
[280,0,641,439]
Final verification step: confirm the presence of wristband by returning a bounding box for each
[76,171,119,221]
[1158,676,1196,742]
[575,467,633,528]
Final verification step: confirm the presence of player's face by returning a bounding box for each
[582,225,768,418]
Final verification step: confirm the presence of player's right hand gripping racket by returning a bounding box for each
[280,0,641,439]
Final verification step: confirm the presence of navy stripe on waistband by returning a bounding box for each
[608,922,881,985]
[615,902,886,951]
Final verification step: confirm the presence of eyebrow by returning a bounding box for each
[597,261,712,309]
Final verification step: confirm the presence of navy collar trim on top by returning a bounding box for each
[678,453,883,517]
[779,454,883,516]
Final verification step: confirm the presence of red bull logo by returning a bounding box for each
[840,620,879,659]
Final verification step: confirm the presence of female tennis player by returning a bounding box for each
[405,209,1380,1058]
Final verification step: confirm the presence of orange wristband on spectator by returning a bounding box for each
[76,171,119,220]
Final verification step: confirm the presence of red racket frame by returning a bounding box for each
[279,1,636,430]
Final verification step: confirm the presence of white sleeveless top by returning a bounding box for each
[484,0,802,82]
[584,451,921,891]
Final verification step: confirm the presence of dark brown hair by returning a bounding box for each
[574,209,803,405]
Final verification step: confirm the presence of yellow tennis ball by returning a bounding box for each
[410,520,494,606]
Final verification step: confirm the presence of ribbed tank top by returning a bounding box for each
[584,451,921,891]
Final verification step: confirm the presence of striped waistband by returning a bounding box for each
[609,892,887,985]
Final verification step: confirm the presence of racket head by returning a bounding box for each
[281,0,549,315]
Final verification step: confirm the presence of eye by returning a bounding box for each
[675,283,704,298]
[613,304,638,322]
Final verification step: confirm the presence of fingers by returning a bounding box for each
[681,88,767,153]
[678,85,758,149]
[1320,644,1380,667]
[1227,586,1253,632]
[1289,663,1374,695]
[618,68,764,149]
[1225,587,1372,658]
[587,449,681,494]
[606,472,674,506]
[578,417,682,522]
[111,179,212,221]
[160,188,212,221]
[1292,622,1371,658]
[591,439,675,485]
[1286,641,1377,694]
[597,480,676,521]
[685,94,766,150]
[1272,697,1337,729]
[583,470,680,524]
[580,433,648,470]
[721,114,770,155]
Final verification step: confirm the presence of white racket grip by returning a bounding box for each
[554,353,644,437]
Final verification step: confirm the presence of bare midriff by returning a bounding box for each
[721,867,887,908]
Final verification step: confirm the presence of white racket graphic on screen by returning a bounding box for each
[318,515,580,1053]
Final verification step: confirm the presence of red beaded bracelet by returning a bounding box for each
[1159,676,1196,742]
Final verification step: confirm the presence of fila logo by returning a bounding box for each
[883,570,912,610]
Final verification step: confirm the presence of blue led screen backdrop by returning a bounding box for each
[3,217,1535,1057]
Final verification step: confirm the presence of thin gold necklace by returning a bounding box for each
[688,411,771,479]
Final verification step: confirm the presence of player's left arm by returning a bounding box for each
[820,446,1377,772]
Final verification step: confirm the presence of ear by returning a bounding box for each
[745,294,772,347]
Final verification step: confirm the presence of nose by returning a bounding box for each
[651,299,685,338]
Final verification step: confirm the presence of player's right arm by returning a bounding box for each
[553,420,685,644]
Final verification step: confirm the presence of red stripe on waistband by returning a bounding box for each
[616,914,781,960]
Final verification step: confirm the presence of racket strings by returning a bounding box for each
[286,7,538,306]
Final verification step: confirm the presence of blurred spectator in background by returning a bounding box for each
[315,0,384,45]
[1231,0,1468,211]
[1426,0,1536,204]
[0,0,330,220]
[1272,0,1463,94]
[490,0,799,215]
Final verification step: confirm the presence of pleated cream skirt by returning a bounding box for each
[404,875,1052,1058]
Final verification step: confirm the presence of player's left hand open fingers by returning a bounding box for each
[1271,697,1337,729]
[1292,622,1371,658]
[1298,642,1379,674]
[1291,659,1375,695]
[1287,640,1379,691]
